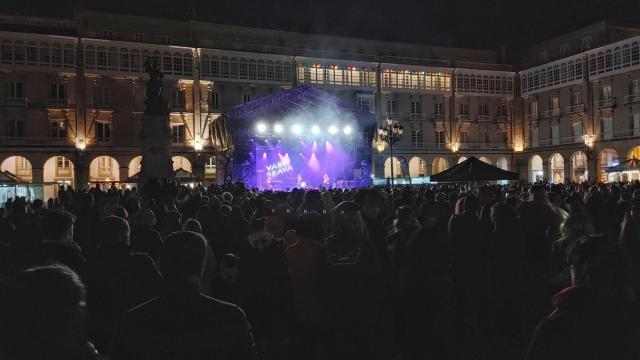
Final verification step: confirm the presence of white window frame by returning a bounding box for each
[602,117,613,139]
[435,130,445,147]
[95,121,111,142]
[411,129,423,148]
[171,124,185,144]
[531,127,539,147]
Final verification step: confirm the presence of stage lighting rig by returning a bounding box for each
[291,124,303,135]
[256,122,267,133]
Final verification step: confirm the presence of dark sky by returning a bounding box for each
[8,0,640,52]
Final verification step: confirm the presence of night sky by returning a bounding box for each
[7,0,640,53]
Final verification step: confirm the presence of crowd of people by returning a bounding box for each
[1,179,640,360]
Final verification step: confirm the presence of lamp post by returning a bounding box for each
[378,118,404,187]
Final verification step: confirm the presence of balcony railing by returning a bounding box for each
[597,98,616,109]
[0,136,71,146]
[47,99,71,108]
[409,113,426,120]
[624,94,640,104]
[495,115,509,122]
[525,112,539,120]
[385,112,400,120]
[383,141,510,151]
[565,103,585,114]
[460,142,511,149]
[433,113,445,121]
[544,108,562,117]
[456,114,472,122]
[87,100,111,108]
[476,115,490,122]
[600,129,640,140]
[2,96,28,107]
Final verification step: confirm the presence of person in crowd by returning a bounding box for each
[158,210,182,238]
[448,194,488,356]
[212,253,249,308]
[526,234,640,360]
[488,202,526,357]
[284,212,325,358]
[551,213,595,290]
[234,217,293,356]
[130,208,163,264]
[518,185,561,331]
[39,209,87,279]
[620,206,640,296]
[182,218,218,296]
[0,265,101,360]
[109,231,258,360]
[316,201,388,360]
[86,216,161,352]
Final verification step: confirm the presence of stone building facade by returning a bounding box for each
[0,11,638,198]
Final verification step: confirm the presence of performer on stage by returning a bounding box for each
[322,173,331,187]
[296,174,306,188]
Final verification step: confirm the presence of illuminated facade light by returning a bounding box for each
[75,139,86,150]
[194,139,204,151]
[450,142,460,153]
[583,134,597,148]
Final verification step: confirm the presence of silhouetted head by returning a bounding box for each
[296,211,324,240]
[98,215,130,247]
[182,218,203,234]
[354,188,385,220]
[568,234,625,292]
[329,201,367,250]
[1,265,87,360]
[560,213,595,240]
[40,210,75,242]
[160,231,207,282]
[136,208,157,228]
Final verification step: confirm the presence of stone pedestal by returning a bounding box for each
[139,114,174,186]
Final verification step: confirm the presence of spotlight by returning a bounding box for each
[343,126,352,135]
[311,125,321,135]
[291,124,302,135]
[256,122,267,133]
[328,125,338,135]
[274,123,284,134]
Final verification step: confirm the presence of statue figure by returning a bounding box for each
[144,57,169,115]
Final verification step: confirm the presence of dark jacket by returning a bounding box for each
[526,286,640,360]
[109,283,257,360]
[39,241,87,279]
[86,244,161,352]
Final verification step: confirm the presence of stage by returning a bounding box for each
[253,136,358,190]
[222,85,376,190]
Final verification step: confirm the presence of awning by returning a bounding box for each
[431,156,519,182]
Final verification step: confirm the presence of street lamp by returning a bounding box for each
[377,118,404,187]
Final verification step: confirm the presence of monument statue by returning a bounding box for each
[139,57,174,185]
[144,57,169,116]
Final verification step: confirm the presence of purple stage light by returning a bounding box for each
[311,141,318,153]
[308,153,321,171]
[325,140,334,153]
